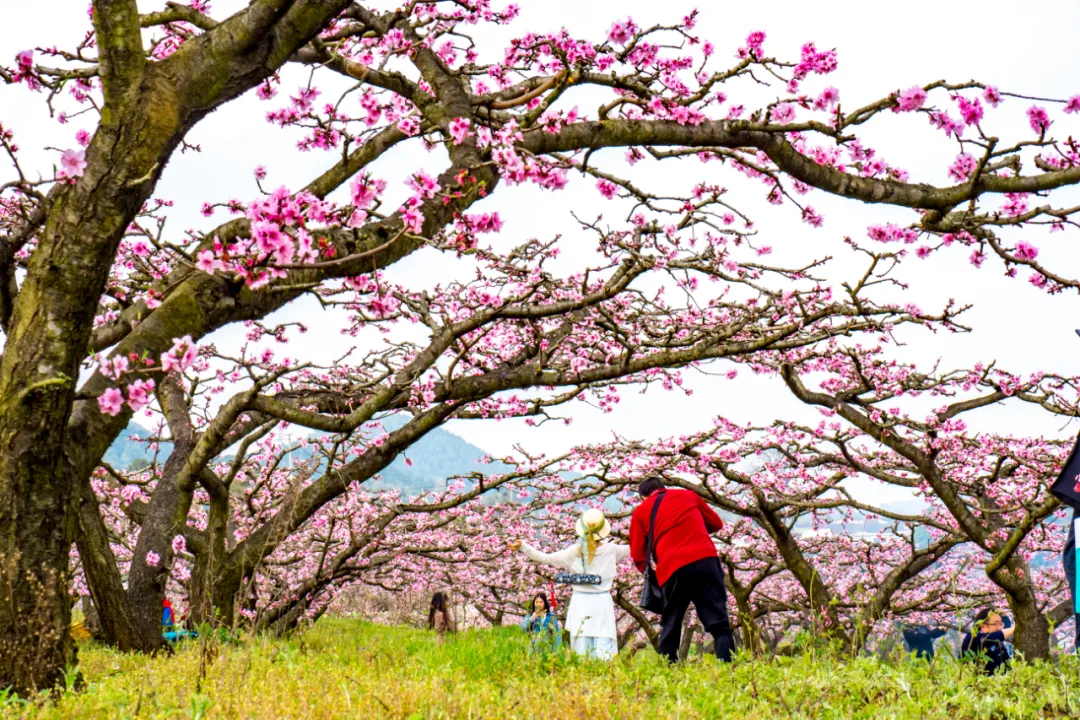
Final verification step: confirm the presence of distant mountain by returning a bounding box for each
[367,415,517,496]
[103,422,173,469]
[103,416,519,502]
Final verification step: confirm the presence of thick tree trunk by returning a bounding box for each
[0,93,169,694]
[755,503,851,648]
[210,572,242,630]
[0,1,361,692]
[75,477,146,650]
[0,543,72,694]
[188,552,212,625]
[125,448,197,652]
[1010,597,1051,660]
[188,490,233,627]
[79,596,102,640]
[996,560,1052,660]
[731,592,763,656]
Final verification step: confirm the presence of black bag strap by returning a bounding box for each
[645,491,666,570]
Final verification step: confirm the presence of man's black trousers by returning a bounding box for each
[658,556,736,662]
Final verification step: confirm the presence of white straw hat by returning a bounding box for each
[575,508,611,539]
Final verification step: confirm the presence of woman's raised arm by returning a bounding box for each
[519,541,579,569]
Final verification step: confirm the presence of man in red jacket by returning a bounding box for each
[630,476,735,662]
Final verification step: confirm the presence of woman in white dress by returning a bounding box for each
[510,509,630,660]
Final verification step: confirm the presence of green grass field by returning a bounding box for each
[3,620,1079,719]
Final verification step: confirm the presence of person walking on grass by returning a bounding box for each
[428,591,457,643]
[510,509,629,660]
[520,592,561,653]
[960,609,1014,675]
[630,476,736,663]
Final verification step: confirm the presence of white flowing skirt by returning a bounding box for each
[565,590,617,644]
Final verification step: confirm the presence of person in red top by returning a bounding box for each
[630,476,735,663]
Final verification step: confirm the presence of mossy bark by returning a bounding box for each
[992,557,1051,660]
[188,487,234,628]
[0,67,177,692]
[0,0,354,692]
[75,478,146,651]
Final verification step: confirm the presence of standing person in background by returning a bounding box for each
[162,597,175,633]
[161,597,197,642]
[520,592,561,653]
[428,591,457,643]
[511,509,630,660]
[630,476,736,663]
[161,597,178,642]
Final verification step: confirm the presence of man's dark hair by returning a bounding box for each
[638,476,665,498]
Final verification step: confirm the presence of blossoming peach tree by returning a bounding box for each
[2,0,1080,693]
[496,353,1080,659]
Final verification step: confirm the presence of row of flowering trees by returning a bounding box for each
[2,0,1080,693]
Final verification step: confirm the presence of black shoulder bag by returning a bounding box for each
[639,491,667,614]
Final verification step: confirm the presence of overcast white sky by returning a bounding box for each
[3,1,1080,504]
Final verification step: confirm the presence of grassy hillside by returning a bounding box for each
[4,620,1078,719]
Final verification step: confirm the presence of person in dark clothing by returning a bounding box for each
[630,476,736,663]
[960,609,1014,675]
[1063,508,1080,651]
[901,624,948,659]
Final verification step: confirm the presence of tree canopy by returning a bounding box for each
[3,0,1080,694]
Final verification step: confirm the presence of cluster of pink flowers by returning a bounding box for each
[1027,105,1051,134]
[197,186,341,286]
[947,153,977,182]
[448,117,472,145]
[738,31,767,59]
[867,223,918,244]
[607,18,638,46]
[813,87,840,111]
[791,42,838,84]
[11,50,39,90]
[895,86,927,112]
[1013,241,1039,261]
[954,94,983,126]
[95,343,165,416]
[161,335,198,373]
